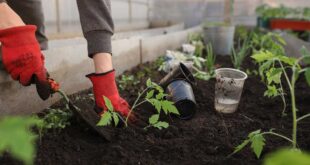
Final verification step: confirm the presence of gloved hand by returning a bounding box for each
[0,25,51,100]
[87,70,131,119]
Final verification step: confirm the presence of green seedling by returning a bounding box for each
[126,79,179,129]
[42,108,72,133]
[0,116,43,165]
[205,43,216,76]
[231,36,251,70]
[97,96,122,127]
[118,74,140,91]
[251,33,288,115]
[192,43,216,81]
[97,79,179,130]
[231,46,310,158]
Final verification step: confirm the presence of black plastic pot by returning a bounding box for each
[166,80,196,120]
[159,62,196,89]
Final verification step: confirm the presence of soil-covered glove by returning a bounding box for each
[0,25,50,100]
[87,70,131,118]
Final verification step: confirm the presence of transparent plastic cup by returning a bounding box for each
[214,68,248,113]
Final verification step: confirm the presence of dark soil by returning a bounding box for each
[1,56,310,165]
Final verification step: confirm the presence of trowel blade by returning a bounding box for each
[68,102,114,141]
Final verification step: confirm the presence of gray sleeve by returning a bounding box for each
[76,0,114,57]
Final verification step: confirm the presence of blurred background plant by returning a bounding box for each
[0,116,43,165]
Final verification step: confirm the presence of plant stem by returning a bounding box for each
[297,113,310,122]
[57,90,70,104]
[262,132,293,143]
[279,81,287,116]
[278,60,297,148]
[291,66,297,149]
[125,87,150,126]
[133,100,148,110]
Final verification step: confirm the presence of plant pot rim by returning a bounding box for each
[215,68,248,81]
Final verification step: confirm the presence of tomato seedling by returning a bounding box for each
[232,46,310,158]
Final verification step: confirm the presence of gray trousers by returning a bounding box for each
[6,0,48,50]
[1,0,114,56]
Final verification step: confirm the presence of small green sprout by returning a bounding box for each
[42,108,72,133]
[118,75,140,91]
[231,36,251,70]
[97,96,121,127]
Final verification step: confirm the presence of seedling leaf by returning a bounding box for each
[251,133,266,158]
[146,90,155,99]
[251,51,275,63]
[233,139,251,155]
[148,99,161,113]
[156,93,166,100]
[149,114,159,125]
[113,113,119,126]
[161,100,179,115]
[153,121,169,130]
[264,85,279,97]
[267,68,282,84]
[103,96,113,111]
[146,78,152,87]
[97,112,112,126]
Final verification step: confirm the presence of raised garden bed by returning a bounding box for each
[1,53,310,164]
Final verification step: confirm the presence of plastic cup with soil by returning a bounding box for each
[159,62,196,89]
[166,80,196,120]
[214,68,248,113]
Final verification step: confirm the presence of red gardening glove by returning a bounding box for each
[87,70,131,118]
[0,25,50,99]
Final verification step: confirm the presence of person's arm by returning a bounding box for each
[77,1,132,118]
[76,0,114,57]
[0,2,25,29]
[0,2,51,100]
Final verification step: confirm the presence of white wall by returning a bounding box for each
[42,0,149,35]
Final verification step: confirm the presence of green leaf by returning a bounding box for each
[153,121,169,130]
[278,56,297,66]
[148,99,161,113]
[252,51,275,63]
[149,114,159,125]
[97,112,112,126]
[155,85,164,93]
[233,139,251,155]
[264,149,310,165]
[250,133,266,158]
[266,68,282,84]
[259,60,273,80]
[146,78,152,87]
[161,100,179,115]
[156,92,166,100]
[103,96,113,111]
[146,90,155,99]
[305,68,310,86]
[112,113,119,126]
[0,116,42,165]
[264,85,279,98]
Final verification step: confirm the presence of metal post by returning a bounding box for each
[55,0,61,33]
